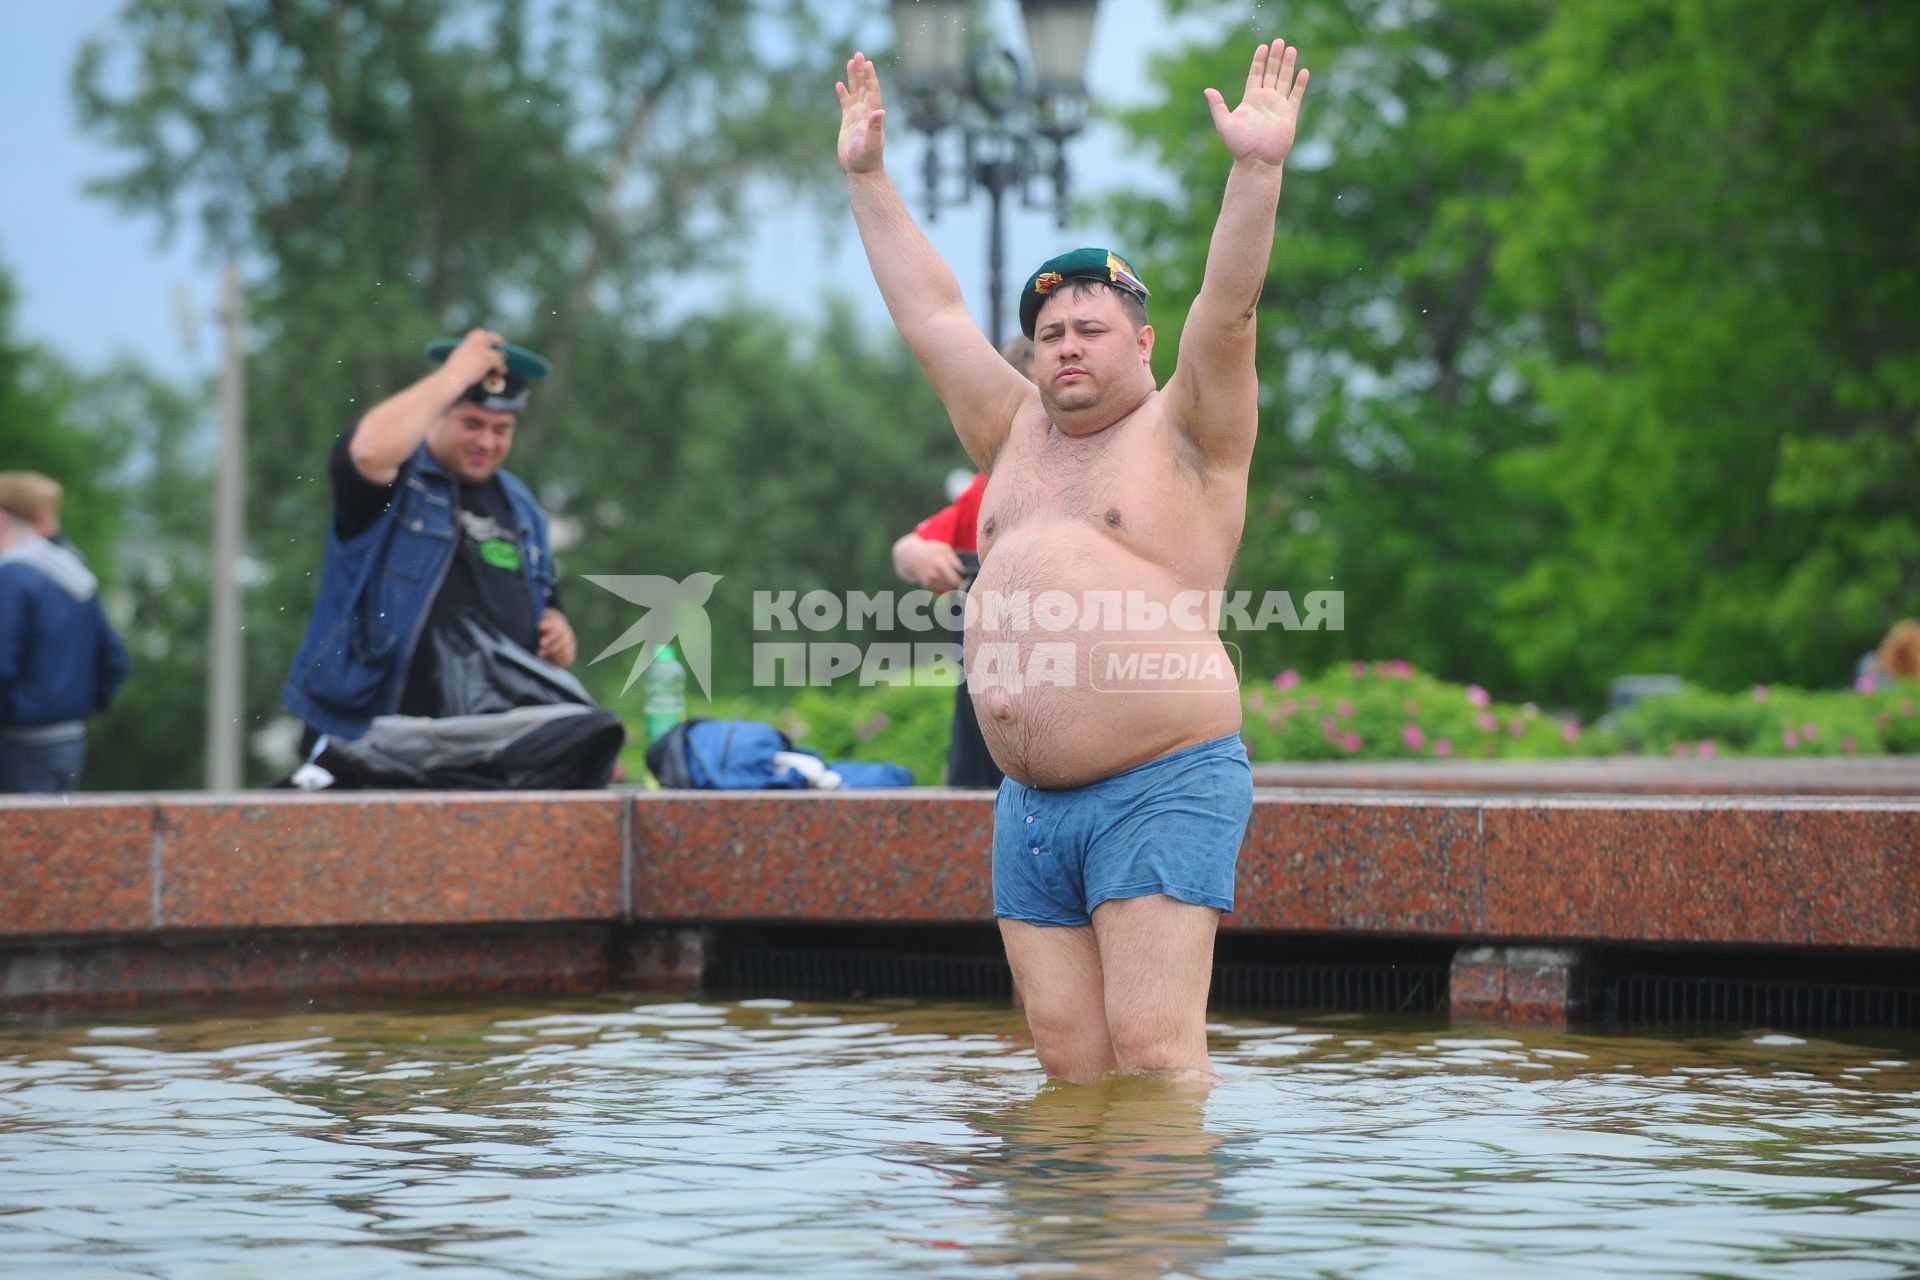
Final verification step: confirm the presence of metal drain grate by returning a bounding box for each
[714,946,1447,1014]
[1211,962,1447,1014]
[1592,973,1920,1031]
[715,948,1013,1001]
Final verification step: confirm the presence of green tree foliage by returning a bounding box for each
[1487,0,1920,697]
[75,364,217,791]
[0,266,123,566]
[1110,0,1553,693]
[1114,0,1918,706]
[537,298,956,704]
[0,267,202,789]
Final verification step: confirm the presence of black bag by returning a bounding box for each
[429,613,595,716]
[284,615,624,790]
[307,703,625,790]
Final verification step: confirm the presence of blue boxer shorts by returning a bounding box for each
[993,732,1254,927]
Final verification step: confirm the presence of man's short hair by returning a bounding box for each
[0,472,63,524]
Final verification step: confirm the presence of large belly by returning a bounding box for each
[965,520,1242,789]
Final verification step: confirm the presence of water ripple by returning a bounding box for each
[0,998,1916,1278]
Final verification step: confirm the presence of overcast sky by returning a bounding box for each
[1,0,1239,378]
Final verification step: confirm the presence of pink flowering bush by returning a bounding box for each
[1243,665,1920,761]
[1241,662,1596,761]
[1606,680,1920,757]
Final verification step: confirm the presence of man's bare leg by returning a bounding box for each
[999,920,1116,1083]
[1091,895,1221,1083]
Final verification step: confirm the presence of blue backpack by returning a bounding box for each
[644,718,913,790]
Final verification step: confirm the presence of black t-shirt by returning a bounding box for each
[330,433,559,716]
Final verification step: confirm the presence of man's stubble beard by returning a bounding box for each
[1041,378,1101,421]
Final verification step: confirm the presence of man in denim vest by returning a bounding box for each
[283,329,576,745]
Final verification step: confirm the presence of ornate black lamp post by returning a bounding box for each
[888,0,1101,345]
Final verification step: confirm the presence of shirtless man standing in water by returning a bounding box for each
[838,39,1309,1084]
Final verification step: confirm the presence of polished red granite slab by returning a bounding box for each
[630,791,995,923]
[157,792,624,930]
[630,792,1488,937]
[4,791,1916,950]
[0,925,617,1013]
[1450,946,1584,1024]
[0,797,154,936]
[2,788,1917,1018]
[1479,799,1920,948]
[629,790,1920,952]
[1449,946,1508,1020]
[1249,757,1920,795]
[1229,797,1482,934]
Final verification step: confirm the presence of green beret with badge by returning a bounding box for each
[1018,247,1151,340]
[424,338,553,414]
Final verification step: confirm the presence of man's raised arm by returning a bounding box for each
[838,53,1029,470]
[1164,39,1310,468]
[348,329,505,485]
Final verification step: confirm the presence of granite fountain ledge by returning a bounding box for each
[2,788,1917,1017]
[1248,756,1920,795]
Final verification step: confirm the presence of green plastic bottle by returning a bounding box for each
[642,643,687,744]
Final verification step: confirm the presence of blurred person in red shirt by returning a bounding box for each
[891,336,1032,787]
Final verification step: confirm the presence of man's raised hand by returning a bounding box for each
[444,328,507,389]
[1204,39,1309,167]
[836,52,886,175]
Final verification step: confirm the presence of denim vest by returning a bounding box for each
[283,442,554,739]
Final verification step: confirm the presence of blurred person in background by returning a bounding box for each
[0,472,129,792]
[890,336,1034,789]
[1857,618,1920,691]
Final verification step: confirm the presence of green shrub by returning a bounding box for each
[615,663,1920,782]
[1610,681,1919,757]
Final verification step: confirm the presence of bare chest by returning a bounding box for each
[978,413,1184,552]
